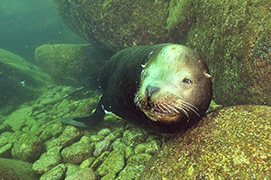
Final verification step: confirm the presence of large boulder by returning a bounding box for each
[52,0,189,51]
[0,48,53,114]
[0,158,38,180]
[53,0,271,106]
[35,44,114,86]
[185,0,271,106]
[140,105,271,179]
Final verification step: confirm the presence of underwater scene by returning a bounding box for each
[0,0,270,179]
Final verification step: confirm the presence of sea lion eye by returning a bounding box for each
[183,78,192,84]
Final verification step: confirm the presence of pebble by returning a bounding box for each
[39,163,66,180]
[93,140,111,157]
[65,168,96,180]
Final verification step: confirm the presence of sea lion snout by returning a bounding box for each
[145,85,160,100]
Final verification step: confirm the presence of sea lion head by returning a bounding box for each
[134,44,212,126]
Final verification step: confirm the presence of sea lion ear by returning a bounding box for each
[204,72,211,78]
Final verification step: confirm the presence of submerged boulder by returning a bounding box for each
[140,105,271,179]
[52,0,192,51]
[35,44,114,86]
[0,158,38,180]
[185,0,271,106]
[0,48,53,114]
[53,0,271,106]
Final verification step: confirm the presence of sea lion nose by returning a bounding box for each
[145,85,160,99]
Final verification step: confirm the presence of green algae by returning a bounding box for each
[140,105,271,179]
[186,0,271,105]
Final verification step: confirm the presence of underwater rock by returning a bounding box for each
[90,151,110,171]
[125,146,135,160]
[96,149,125,177]
[65,163,80,177]
[45,125,82,150]
[122,128,148,147]
[117,153,152,180]
[3,105,32,131]
[32,146,62,174]
[140,105,271,179]
[80,157,96,169]
[0,124,12,134]
[117,163,146,180]
[53,0,190,51]
[93,140,111,157]
[89,134,104,142]
[39,163,66,180]
[53,0,271,106]
[0,143,12,158]
[11,133,42,162]
[0,48,53,114]
[39,122,64,142]
[101,173,116,180]
[65,168,96,180]
[97,128,111,137]
[103,128,124,142]
[61,139,94,164]
[0,131,12,146]
[0,158,38,180]
[35,44,113,86]
[184,1,271,106]
[111,139,127,152]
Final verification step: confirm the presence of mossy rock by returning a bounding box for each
[0,48,53,114]
[53,0,271,106]
[140,105,271,179]
[53,0,192,51]
[185,0,271,106]
[0,158,38,180]
[35,44,113,85]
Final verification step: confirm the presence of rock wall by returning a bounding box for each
[52,0,271,106]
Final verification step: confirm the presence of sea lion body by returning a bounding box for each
[61,44,212,132]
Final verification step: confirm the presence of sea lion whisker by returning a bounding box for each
[157,104,167,113]
[175,106,190,119]
[160,101,171,112]
[167,104,179,114]
[179,102,201,117]
[179,100,199,111]
[163,100,180,114]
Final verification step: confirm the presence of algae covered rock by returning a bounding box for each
[0,48,53,114]
[3,106,33,131]
[96,149,125,177]
[65,168,96,180]
[117,153,152,180]
[45,125,82,150]
[53,0,184,51]
[140,105,271,179]
[11,133,42,162]
[122,128,149,147]
[61,137,95,164]
[39,163,67,180]
[52,0,271,107]
[0,158,38,180]
[93,140,111,157]
[32,146,62,174]
[35,43,113,85]
[185,0,271,106]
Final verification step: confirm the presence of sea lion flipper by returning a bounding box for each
[59,102,106,127]
[59,115,91,127]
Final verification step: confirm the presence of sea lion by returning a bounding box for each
[60,44,212,132]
